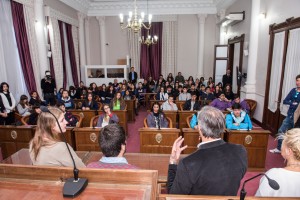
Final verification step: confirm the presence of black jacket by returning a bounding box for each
[167,140,247,195]
[183,100,201,111]
[129,71,138,83]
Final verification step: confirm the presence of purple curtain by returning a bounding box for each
[58,20,67,89]
[65,23,79,87]
[140,22,163,81]
[47,28,56,88]
[11,1,37,93]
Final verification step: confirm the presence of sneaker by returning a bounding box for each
[269,148,281,154]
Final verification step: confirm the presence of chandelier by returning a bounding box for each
[139,30,158,46]
[119,0,152,33]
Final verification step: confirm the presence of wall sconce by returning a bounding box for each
[259,12,266,19]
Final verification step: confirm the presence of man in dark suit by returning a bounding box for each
[128,67,138,84]
[183,92,201,111]
[167,106,247,195]
[222,69,232,87]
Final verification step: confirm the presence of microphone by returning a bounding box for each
[240,173,279,200]
[158,112,161,130]
[40,106,88,198]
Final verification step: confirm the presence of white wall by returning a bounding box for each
[88,17,101,64]
[44,0,77,20]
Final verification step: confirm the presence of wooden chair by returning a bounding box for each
[186,114,194,128]
[73,114,83,127]
[97,102,102,110]
[179,104,184,111]
[143,117,173,128]
[245,99,257,119]
[90,115,100,127]
[20,115,30,125]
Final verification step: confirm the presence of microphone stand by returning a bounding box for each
[240,173,280,200]
[42,107,88,198]
[158,112,161,130]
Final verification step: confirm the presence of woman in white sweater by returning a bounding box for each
[29,106,85,167]
[256,128,300,197]
[0,82,16,125]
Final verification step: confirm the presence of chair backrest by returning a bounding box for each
[179,104,184,111]
[245,99,257,119]
[97,102,102,110]
[73,114,83,127]
[143,117,172,128]
[90,115,100,127]
[186,114,194,128]
[20,115,30,125]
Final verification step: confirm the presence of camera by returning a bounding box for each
[46,75,52,80]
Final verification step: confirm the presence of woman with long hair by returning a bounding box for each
[82,92,99,110]
[29,107,85,167]
[146,102,168,128]
[96,104,119,127]
[29,91,44,106]
[0,82,16,124]
[224,84,234,101]
[110,91,126,110]
[17,95,31,116]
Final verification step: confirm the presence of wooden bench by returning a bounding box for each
[178,111,197,129]
[70,110,98,127]
[125,99,136,121]
[139,128,181,154]
[112,110,128,133]
[0,163,158,200]
[0,125,34,159]
[226,129,270,171]
[162,111,177,127]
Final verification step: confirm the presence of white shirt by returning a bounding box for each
[255,168,300,197]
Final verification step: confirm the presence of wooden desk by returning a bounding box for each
[178,111,196,129]
[73,99,84,109]
[163,111,178,127]
[125,99,136,121]
[181,128,225,154]
[175,100,186,110]
[150,100,165,109]
[0,164,158,200]
[113,110,128,133]
[70,110,98,127]
[181,128,200,154]
[63,127,75,150]
[0,125,34,159]
[139,128,181,154]
[73,127,102,151]
[226,129,270,170]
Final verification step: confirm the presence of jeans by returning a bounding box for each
[277,116,294,150]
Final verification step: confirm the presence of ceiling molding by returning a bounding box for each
[59,0,237,16]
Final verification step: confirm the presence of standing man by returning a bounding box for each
[41,70,56,106]
[175,72,185,85]
[222,69,232,88]
[270,74,300,153]
[128,67,138,84]
[167,106,247,195]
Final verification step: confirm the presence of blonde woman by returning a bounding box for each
[256,128,300,197]
[29,107,85,167]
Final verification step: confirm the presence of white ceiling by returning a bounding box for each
[59,0,237,16]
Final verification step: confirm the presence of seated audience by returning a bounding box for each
[224,84,234,101]
[189,111,199,129]
[29,91,44,106]
[175,72,185,84]
[179,86,191,101]
[58,90,75,110]
[147,102,168,128]
[156,86,168,101]
[56,88,63,101]
[69,86,81,99]
[123,90,133,100]
[167,106,247,195]
[17,95,31,116]
[87,124,138,169]
[231,94,250,113]
[162,95,178,111]
[183,92,201,111]
[210,93,231,111]
[96,104,119,127]
[28,104,41,125]
[29,106,85,167]
[110,91,126,110]
[57,102,78,127]
[105,85,115,104]
[214,85,222,98]
[82,92,99,110]
[200,87,215,101]
[0,95,7,125]
[225,103,253,130]
[198,84,206,96]
[256,128,300,197]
